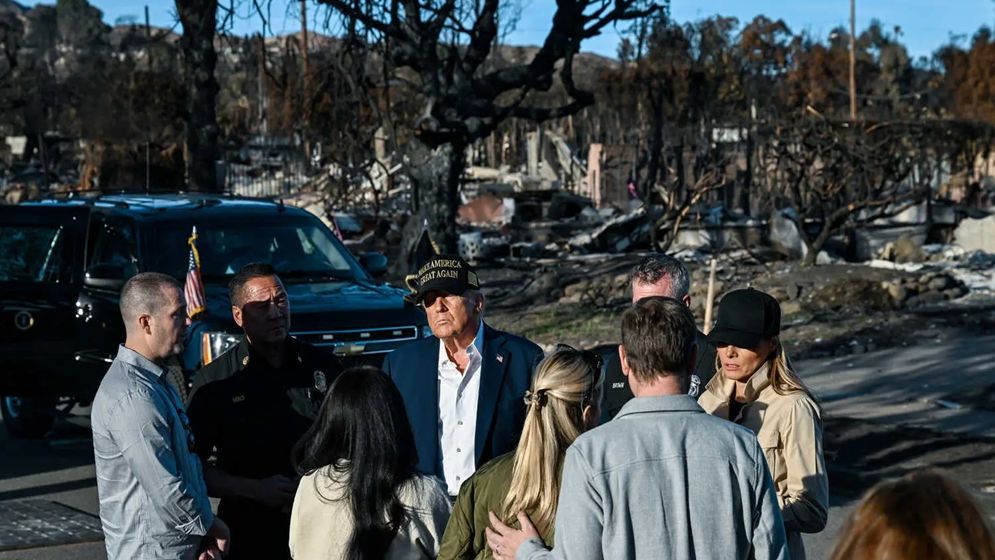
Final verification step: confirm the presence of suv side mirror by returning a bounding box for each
[359,252,388,278]
[84,263,127,290]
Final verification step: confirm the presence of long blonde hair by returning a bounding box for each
[767,340,814,398]
[503,349,604,535]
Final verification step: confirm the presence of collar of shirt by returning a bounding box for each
[703,362,772,405]
[115,344,168,381]
[237,336,305,374]
[615,394,705,418]
[437,320,485,373]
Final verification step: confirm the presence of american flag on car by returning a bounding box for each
[185,226,206,319]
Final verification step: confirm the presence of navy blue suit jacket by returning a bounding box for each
[383,324,543,480]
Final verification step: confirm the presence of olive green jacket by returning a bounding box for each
[437,453,553,560]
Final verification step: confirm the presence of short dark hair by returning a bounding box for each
[630,254,690,299]
[620,296,696,382]
[229,263,280,307]
[120,272,182,323]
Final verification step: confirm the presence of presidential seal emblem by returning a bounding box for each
[14,311,34,331]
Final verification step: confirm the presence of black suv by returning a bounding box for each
[0,193,429,437]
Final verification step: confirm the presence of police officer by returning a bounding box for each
[187,263,342,560]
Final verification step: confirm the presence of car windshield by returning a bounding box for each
[142,216,364,283]
[0,225,65,282]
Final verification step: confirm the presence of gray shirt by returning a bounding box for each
[517,395,788,560]
[92,345,214,560]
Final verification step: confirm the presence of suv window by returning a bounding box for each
[0,224,66,282]
[141,215,364,282]
[88,217,139,278]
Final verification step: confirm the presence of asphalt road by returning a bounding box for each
[0,412,104,560]
[1,333,993,559]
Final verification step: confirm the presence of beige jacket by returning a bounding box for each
[698,364,829,560]
[289,467,452,560]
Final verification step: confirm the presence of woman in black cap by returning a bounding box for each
[698,288,829,560]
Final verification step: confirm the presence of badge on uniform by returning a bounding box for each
[496,355,504,364]
[313,370,327,393]
[688,374,701,398]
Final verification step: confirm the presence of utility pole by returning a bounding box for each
[145,5,152,191]
[300,0,309,96]
[144,6,152,68]
[258,34,268,135]
[849,0,857,121]
[300,0,311,166]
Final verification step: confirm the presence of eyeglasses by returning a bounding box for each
[555,344,604,406]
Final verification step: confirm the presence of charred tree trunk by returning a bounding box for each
[176,0,220,192]
[802,224,833,266]
[404,139,467,258]
[741,129,754,214]
[644,90,664,201]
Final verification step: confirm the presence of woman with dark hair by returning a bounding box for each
[698,288,828,560]
[289,366,451,560]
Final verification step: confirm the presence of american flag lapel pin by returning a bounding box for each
[496,355,504,364]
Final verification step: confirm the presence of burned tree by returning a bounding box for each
[317,0,659,255]
[761,116,931,265]
[176,0,220,192]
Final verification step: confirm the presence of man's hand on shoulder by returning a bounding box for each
[486,510,542,560]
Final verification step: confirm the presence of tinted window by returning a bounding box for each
[141,215,364,282]
[0,225,65,282]
[88,218,139,278]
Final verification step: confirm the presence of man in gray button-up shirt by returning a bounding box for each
[91,273,229,560]
[488,297,788,560]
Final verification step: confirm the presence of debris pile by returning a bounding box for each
[879,272,970,308]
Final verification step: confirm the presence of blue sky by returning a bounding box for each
[32,0,995,59]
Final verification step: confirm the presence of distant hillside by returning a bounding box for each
[0,0,26,15]
[101,23,619,88]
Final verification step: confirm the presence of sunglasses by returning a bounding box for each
[555,344,605,406]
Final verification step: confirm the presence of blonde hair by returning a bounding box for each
[714,338,815,399]
[830,470,995,560]
[767,340,814,398]
[503,349,604,536]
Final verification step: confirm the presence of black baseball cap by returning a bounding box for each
[707,288,781,349]
[411,255,480,303]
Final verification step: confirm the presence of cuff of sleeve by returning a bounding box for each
[515,537,548,560]
[781,505,799,532]
[176,508,214,537]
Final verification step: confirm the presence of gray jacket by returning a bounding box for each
[517,395,788,560]
[91,346,214,560]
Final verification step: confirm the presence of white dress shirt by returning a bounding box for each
[437,321,485,496]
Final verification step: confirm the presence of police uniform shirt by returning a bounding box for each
[188,336,339,475]
[186,337,341,559]
[600,330,717,423]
